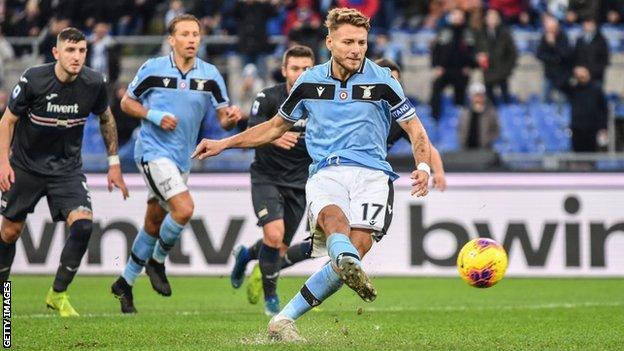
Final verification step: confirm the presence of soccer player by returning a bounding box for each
[193,8,432,341]
[375,58,447,191]
[229,45,315,316]
[0,27,129,317]
[110,14,242,313]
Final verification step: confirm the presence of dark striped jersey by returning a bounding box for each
[248,83,311,189]
[8,63,108,176]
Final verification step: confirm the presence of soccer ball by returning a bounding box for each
[457,238,508,288]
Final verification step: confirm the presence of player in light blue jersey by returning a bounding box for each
[110,14,242,314]
[193,8,432,341]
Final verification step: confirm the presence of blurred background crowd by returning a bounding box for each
[0,0,623,172]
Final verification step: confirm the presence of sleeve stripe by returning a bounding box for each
[278,109,298,123]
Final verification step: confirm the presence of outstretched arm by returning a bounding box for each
[98,107,129,199]
[398,116,432,197]
[192,115,293,160]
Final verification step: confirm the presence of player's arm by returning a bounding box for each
[0,109,18,191]
[97,105,129,199]
[398,116,432,197]
[192,115,292,160]
[430,145,447,191]
[120,94,177,131]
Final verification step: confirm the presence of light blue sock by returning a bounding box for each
[122,228,157,285]
[152,214,185,263]
[281,263,343,320]
[327,233,360,265]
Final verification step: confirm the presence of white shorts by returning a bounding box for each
[306,165,394,257]
[137,157,189,210]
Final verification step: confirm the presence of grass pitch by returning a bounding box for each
[8,275,624,350]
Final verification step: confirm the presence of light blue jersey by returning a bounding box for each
[128,53,229,172]
[278,58,416,181]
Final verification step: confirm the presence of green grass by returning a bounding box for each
[8,275,624,350]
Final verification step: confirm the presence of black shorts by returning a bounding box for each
[251,183,306,246]
[0,166,92,222]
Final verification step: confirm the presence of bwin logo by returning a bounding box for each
[360,85,375,99]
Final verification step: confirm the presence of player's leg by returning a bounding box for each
[146,190,193,296]
[0,166,46,282]
[0,218,25,282]
[136,158,191,296]
[278,187,311,271]
[269,168,354,341]
[112,199,165,313]
[46,172,94,317]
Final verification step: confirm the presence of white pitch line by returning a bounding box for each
[11,301,623,320]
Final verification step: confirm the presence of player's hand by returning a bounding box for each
[271,132,300,150]
[432,172,447,191]
[192,138,226,160]
[0,161,15,192]
[160,115,178,131]
[410,170,429,197]
[107,164,129,200]
[226,105,243,124]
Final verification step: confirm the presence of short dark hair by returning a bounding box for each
[374,58,400,73]
[57,27,85,44]
[168,14,201,35]
[282,45,315,66]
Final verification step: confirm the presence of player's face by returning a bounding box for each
[169,20,201,60]
[326,24,368,73]
[53,40,87,76]
[282,56,314,89]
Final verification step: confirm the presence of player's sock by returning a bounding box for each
[152,214,185,263]
[122,228,157,285]
[280,263,343,320]
[0,238,16,282]
[327,233,360,265]
[259,243,280,299]
[248,239,262,261]
[280,241,311,270]
[52,219,92,292]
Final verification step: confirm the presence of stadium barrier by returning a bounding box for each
[9,173,624,277]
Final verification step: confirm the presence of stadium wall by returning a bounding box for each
[9,173,624,277]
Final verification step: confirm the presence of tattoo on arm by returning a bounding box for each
[98,107,119,156]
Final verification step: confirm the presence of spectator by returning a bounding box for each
[190,0,225,35]
[110,82,139,147]
[285,0,324,60]
[488,0,530,25]
[476,9,517,104]
[335,0,379,19]
[547,0,570,22]
[369,30,402,68]
[0,30,14,89]
[165,0,186,28]
[12,0,43,37]
[536,14,573,102]
[561,66,608,152]
[87,22,121,85]
[0,89,8,114]
[237,63,265,121]
[573,18,609,86]
[601,0,624,24]
[231,0,280,79]
[566,0,600,23]
[38,17,71,63]
[458,83,500,150]
[430,9,476,121]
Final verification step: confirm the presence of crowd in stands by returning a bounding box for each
[0,0,622,169]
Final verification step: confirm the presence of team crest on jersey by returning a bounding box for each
[339,91,348,100]
[360,85,375,99]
